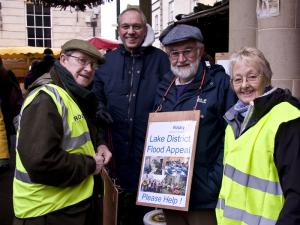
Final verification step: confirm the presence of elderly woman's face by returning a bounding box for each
[231,61,267,104]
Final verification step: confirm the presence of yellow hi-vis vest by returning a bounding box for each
[13,84,95,218]
[216,102,300,225]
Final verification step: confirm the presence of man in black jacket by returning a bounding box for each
[92,7,170,225]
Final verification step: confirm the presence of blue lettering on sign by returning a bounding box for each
[167,135,191,142]
[162,196,178,205]
[141,193,162,203]
[149,135,165,142]
[173,125,184,130]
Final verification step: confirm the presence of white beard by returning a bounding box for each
[171,59,200,82]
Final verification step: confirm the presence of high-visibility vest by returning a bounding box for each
[216,102,300,225]
[13,84,95,218]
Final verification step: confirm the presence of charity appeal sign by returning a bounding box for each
[136,111,200,211]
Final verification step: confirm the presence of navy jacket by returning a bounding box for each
[154,62,236,209]
[92,45,170,191]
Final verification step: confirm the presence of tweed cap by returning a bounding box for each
[61,39,105,64]
[159,24,203,46]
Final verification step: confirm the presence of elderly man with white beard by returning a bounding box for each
[154,24,237,225]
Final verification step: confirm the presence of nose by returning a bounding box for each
[128,26,135,34]
[240,77,249,87]
[84,63,94,71]
[177,52,187,63]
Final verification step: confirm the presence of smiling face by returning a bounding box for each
[231,60,268,104]
[60,51,97,87]
[118,10,147,52]
[167,40,203,83]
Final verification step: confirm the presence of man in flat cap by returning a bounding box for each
[13,39,112,225]
[155,24,236,225]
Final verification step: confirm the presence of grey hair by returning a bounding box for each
[117,7,147,26]
[229,47,273,85]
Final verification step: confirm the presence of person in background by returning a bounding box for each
[92,7,170,225]
[216,47,300,225]
[0,105,11,225]
[0,57,24,225]
[24,48,55,89]
[0,57,23,149]
[13,39,112,225]
[155,24,236,225]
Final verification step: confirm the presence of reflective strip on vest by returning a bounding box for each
[44,85,91,151]
[224,164,282,195]
[15,85,91,184]
[15,170,32,184]
[217,198,277,225]
[216,102,300,225]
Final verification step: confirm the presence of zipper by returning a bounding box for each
[127,52,135,119]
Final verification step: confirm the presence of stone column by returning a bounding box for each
[257,0,300,97]
[229,0,257,52]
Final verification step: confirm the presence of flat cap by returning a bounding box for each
[61,39,105,64]
[159,24,203,46]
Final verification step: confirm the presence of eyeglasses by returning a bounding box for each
[169,48,198,60]
[67,55,97,69]
[231,73,261,86]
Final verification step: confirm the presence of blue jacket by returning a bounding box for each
[92,44,170,191]
[154,62,236,209]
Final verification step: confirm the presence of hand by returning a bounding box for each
[96,144,112,165]
[95,102,113,125]
[93,153,104,175]
[94,150,104,174]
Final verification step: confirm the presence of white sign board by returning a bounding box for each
[136,111,200,211]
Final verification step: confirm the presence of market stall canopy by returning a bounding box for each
[0,47,60,80]
[0,46,61,59]
[88,37,119,50]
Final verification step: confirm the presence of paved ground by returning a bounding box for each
[0,162,14,225]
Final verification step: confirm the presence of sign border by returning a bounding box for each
[136,110,200,211]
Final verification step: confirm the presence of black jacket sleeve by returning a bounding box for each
[274,117,300,225]
[18,92,96,187]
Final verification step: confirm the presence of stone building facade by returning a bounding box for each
[0,0,101,48]
[152,0,300,97]
[230,0,300,97]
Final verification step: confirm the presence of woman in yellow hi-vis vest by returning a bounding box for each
[13,39,112,225]
[216,47,300,225]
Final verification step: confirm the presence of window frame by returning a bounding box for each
[26,3,52,47]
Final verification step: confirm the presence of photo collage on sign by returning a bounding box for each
[140,156,189,196]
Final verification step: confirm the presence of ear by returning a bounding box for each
[198,46,205,57]
[59,54,67,66]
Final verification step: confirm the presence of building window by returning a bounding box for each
[168,1,174,23]
[154,15,159,33]
[26,4,52,47]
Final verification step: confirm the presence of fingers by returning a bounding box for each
[93,153,104,175]
[96,145,112,165]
